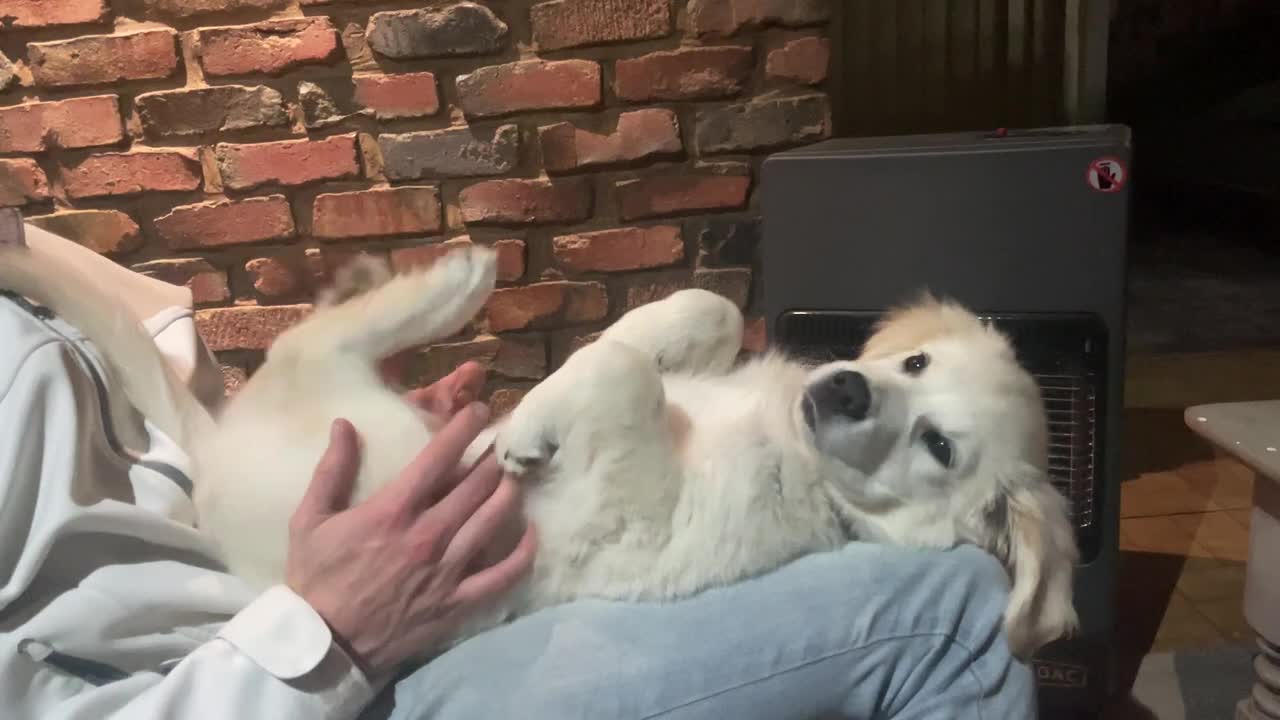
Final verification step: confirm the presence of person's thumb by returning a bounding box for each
[292,419,362,531]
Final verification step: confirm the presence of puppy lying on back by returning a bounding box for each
[0,244,1078,660]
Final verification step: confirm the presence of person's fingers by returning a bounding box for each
[412,451,501,545]
[379,402,491,510]
[435,470,519,569]
[449,521,538,608]
[450,361,487,408]
[378,348,415,385]
[292,419,361,530]
[405,361,487,417]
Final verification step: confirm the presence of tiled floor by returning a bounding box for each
[1108,348,1280,711]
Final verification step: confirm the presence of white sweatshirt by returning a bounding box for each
[0,224,382,719]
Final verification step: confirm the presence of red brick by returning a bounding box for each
[486,281,607,332]
[405,334,545,383]
[407,335,501,387]
[530,0,670,51]
[221,364,248,396]
[539,108,681,174]
[136,86,287,139]
[742,315,767,352]
[695,94,830,153]
[456,60,601,118]
[244,256,304,299]
[694,268,751,308]
[62,150,201,199]
[196,304,312,352]
[766,35,830,84]
[389,238,472,273]
[140,0,287,19]
[156,195,295,250]
[28,30,178,88]
[488,386,528,417]
[459,178,592,226]
[0,0,108,28]
[312,186,441,240]
[0,51,16,91]
[197,18,340,77]
[616,165,751,220]
[694,215,759,267]
[0,95,123,153]
[493,335,546,379]
[614,46,753,102]
[365,3,508,60]
[686,0,831,37]
[305,246,374,287]
[0,159,50,206]
[561,331,601,364]
[391,236,524,283]
[354,72,440,119]
[493,238,525,282]
[141,0,284,16]
[553,225,683,273]
[625,268,751,310]
[26,210,141,256]
[216,134,359,191]
[131,258,230,305]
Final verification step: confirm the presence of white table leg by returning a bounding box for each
[1238,479,1280,719]
[1237,638,1280,719]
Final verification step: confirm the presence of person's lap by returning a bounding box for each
[384,542,1034,720]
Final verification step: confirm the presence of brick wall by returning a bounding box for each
[0,0,832,410]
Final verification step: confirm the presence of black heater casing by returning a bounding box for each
[760,126,1132,717]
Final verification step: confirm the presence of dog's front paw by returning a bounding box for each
[495,412,555,478]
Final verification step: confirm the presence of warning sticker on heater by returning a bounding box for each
[1086,157,1126,193]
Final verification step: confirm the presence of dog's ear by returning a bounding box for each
[983,465,1080,661]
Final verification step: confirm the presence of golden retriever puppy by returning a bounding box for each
[0,243,1076,660]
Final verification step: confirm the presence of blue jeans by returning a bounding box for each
[387,543,1035,719]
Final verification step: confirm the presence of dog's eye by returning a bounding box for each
[902,353,929,375]
[922,429,953,468]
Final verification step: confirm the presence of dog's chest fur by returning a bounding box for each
[505,359,850,616]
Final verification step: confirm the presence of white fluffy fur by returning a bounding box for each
[0,243,1078,661]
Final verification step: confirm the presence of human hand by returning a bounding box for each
[402,360,487,418]
[285,401,536,677]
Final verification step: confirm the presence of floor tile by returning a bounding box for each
[1150,592,1225,653]
[1227,508,1253,531]
[1169,512,1251,562]
[1173,557,1246,604]
[1122,471,1218,518]
[1126,653,1188,720]
[1121,516,1216,558]
[1191,596,1254,642]
[1179,457,1255,511]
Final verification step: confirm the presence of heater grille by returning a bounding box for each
[773,310,1108,556]
[1037,372,1096,529]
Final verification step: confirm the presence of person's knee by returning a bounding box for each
[829,543,1012,642]
[941,544,1011,594]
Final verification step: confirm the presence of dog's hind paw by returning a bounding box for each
[317,254,393,307]
[423,244,498,322]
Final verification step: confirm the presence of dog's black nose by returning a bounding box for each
[813,370,871,421]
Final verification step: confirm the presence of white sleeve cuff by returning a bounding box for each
[217,584,383,716]
[218,585,340,679]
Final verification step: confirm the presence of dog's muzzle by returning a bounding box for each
[804,370,872,428]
